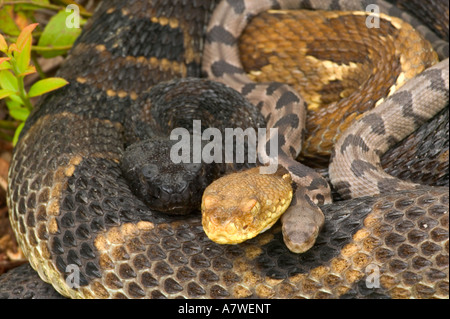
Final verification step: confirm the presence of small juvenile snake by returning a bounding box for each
[1,0,449,299]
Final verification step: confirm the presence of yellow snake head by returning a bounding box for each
[201,166,293,244]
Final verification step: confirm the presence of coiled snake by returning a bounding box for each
[0,0,449,299]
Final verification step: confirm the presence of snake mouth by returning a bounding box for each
[149,197,198,215]
[154,205,194,215]
[201,209,283,245]
[201,216,256,244]
[201,196,258,244]
[201,195,279,245]
[143,178,202,215]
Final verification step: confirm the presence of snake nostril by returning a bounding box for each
[149,185,161,199]
[159,185,171,202]
[177,180,188,193]
[141,164,159,180]
[171,193,181,203]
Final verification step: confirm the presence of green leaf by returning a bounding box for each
[8,105,30,121]
[15,34,32,74]
[0,6,20,36]
[0,70,19,92]
[7,93,25,105]
[16,23,38,52]
[17,0,50,7]
[28,77,68,97]
[0,60,12,71]
[6,99,22,109]
[12,122,25,147]
[37,10,83,58]
[0,34,7,52]
[0,88,15,99]
[18,65,36,77]
[15,0,50,10]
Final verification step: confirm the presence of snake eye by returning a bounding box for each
[202,195,219,210]
[239,198,257,214]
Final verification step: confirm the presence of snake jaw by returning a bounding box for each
[201,194,261,244]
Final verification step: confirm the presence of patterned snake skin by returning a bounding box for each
[0,0,449,299]
[329,59,449,199]
[201,0,447,255]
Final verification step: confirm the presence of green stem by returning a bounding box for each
[50,0,91,16]
[0,1,92,17]
[2,31,42,40]
[31,53,45,79]
[32,44,73,52]
[8,51,30,109]
[0,0,62,10]
[16,75,33,111]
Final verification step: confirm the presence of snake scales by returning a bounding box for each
[0,0,449,299]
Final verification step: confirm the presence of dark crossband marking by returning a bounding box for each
[306,177,331,191]
[206,26,237,45]
[275,91,300,110]
[226,0,246,14]
[339,134,370,154]
[350,159,378,178]
[273,113,300,130]
[210,60,245,77]
[266,82,284,96]
[424,68,449,94]
[241,83,257,96]
[377,178,402,193]
[361,114,386,136]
